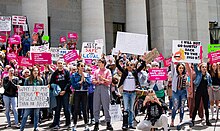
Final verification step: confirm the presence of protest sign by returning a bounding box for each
[109,104,123,122]
[115,32,148,55]
[60,36,67,43]
[208,44,220,53]
[23,24,28,31]
[18,86,49,108]
[68,32,78,39]
[34,23,44,29]
[0,16,11,31]
[112,48,119,56]
[30,44,49,52]
[163,57,172,67]
[148,68,168,80]
[42,35,49,42]
[154,53,164,62]
[14,27,24,35]
[0,36,6,43]
[63,50,79,63]
[59,49,72,58]
[31,52,52,65]
[12,16,26,25]
[85,59,92,65]
[8,37,20,45]
[145,48,160,63]
[0,31,10,36]
[18,56,32,67]
[172,40,201,63]
[7,53,17,61]
[81,42,103,59]
[208,51,220,64]
[50,47,60,61]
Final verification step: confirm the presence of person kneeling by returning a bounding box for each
[137,89,168,131]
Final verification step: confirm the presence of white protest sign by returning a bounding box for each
[115,32,148,55]
[0,16,11,31]
[18,86,49,108]
[81,42,103,59]
[112,48,119,55]
[30,44,50,53]
[50,47,60,61]
[172,40,201,63]
[109,104,123,122]
[59,49,79,58]
[12,15,26,25]
[23,24,28,31]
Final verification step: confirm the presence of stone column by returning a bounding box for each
[126,0,148,50]
[81,0,106,53]
[22,0,48,35]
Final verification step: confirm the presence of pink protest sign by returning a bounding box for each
[0,31,10,36]
[31,52,52,65]
[163,57,172,67]
[7,53,18,61]
[34,23,44,29]
[0,36,6,43]
[91,65,98,75]
[33,28,39,33]
[63,50,79,63]
[18,56,32,67]
[13,35,21,41]
[40,66,45,73]
[14,27,24,35]
[85,59,92,65]
[60,36,67,43]
[148,68,168,80]
[154,53,164,62]
[68,32,78,39]
[8,37,20,45]
[208,51,220,64]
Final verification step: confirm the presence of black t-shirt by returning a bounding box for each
[147,102,163,121]
[198,75,208,91]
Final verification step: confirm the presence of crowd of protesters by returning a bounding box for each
[0,30,220,131]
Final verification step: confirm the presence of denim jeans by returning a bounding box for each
[53,93,70,126]
[3,95,19,125]
[171,89,187,121]
[20,108,40,130]
[123,92,136,126]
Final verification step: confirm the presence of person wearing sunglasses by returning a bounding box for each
[116,51,146,130]
[191,63,212,126]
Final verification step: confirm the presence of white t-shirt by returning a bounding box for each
[123,72,136,91]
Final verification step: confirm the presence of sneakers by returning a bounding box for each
[129,126,136,129]
[106,122,113,130]
[15,124,20,129]
[122,125,128,130]
[53,125,60,130]
[206,121,212,126]
[4,124,11,128]
[33,128,39,131]
[93,122,99,131]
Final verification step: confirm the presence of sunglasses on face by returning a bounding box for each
[126,64,134,67]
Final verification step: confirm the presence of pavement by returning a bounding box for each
[0,103,220,130]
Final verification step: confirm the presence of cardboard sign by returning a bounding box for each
[34,23,44,29]
[30,44,49,52]
[7,53,18,61]
[8,37,20,45]
[0,36,6,43]
[18,56,32,67]
[148,68,168,80]
[63,50,79,63]
[115,32,148,55]
[0,16,11,31]
[68,32,78,39]
[31,52,52,65]
[60,36,67,43]
[50,47,60,61]
[18,86,49,108]
[145,48,160,63]
[172,40,201,63]
[208,51,220,64]
[208,44,220,53]
[154,53,164,62]
[163,57,172,67]
[12,16,26,25]
[81,42,103,59]
[14,27,24,35]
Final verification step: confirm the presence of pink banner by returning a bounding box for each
[0,36,6,43]
[163,57,172,67]
[148,68,168,80]
[85,59,92,65]
[18,56,32,67]
[68,32,78,39]
[154,53,164,62]
[14,27,24,35]
[34,23,44,29]
[8,37,20,45]
[208,51,220,64]
[63,50,79,63]
[31,52,52,65]
[60,36,67,43]
[7,53,18,61]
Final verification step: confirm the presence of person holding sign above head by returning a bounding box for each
[20,66,44,131]
[3,67,20,129]
[191,63,212,126]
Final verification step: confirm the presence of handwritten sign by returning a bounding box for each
[81,42,103,59]
[115,32,148,55]
[148,68,168,80]
[172,40,201,63]
[50,47,60,61]
[30,44,49,52]
[208,44,220,53]
[63,50,79,63]
[18,86,49,108]
[109,104,123,122]
[163,57,172,67]
[34,23,44,29]
[145,48,160,63]
[31,52,52,65]
[68,32,78,39]
[12,16,26,25]
[18,56,32,67]
[0,16,11,31]
[208,51,220,64]
[60,36,67,43]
